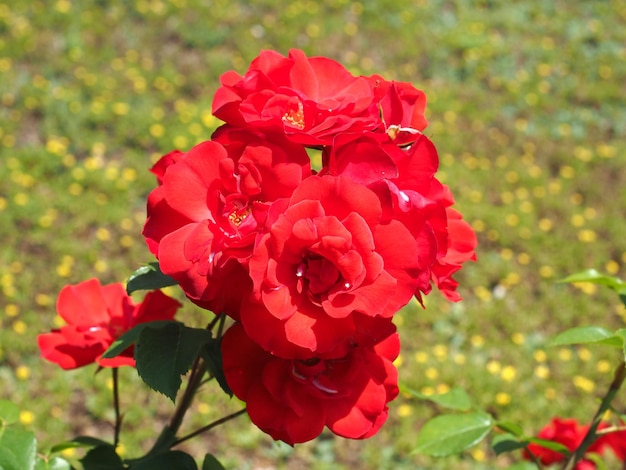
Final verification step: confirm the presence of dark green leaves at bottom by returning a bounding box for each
[80,445,124,470]
[202,454,226,470]
[130,450,197,470]
[414,412,494,456]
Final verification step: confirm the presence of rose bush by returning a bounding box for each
[30,49,478,465]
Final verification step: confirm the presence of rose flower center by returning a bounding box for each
[282,99,305,130]
[295,253,346,304]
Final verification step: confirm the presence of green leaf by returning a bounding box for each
[200,337,232,397]
[102,320,177,359]
[560,269,626,307]
[135,323,212,402]
[614,329,626,361]
[526,437,571,455]
[0,426,37,470]
[495,421,524,437]
[50,436,112,454]
[202,454,226,470]
[548,326,623,347]
[34,456,72,470]
[80,445,124,470]
[403,386,471,411]
[126,262,177,295]
[559,269,624,289]
[0,400,20,425]
[413,412,494,456]
[130,451,197,470]
[492,433,527,456]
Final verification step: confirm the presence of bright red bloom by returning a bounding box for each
[212,49,381,146]
[367,74,428,145]
[143,136,311,317]
[37,278,181,369]
[524,417,600,469]
[222,322,399,445]
[323,132,476,303]
[242,174,422,357]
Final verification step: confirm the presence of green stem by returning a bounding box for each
[168,354,206,434]
[562,360,626,470]
[112,367,122,447]
[171,408,247,447]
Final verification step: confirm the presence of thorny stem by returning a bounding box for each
[172,408,247,447]
[562,360,626,470]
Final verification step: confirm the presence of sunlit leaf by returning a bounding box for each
[0,426,37,470]
[0,400,20,425]
[495,421,524,437]
[414,412,494,456]
[548,326,622,347]
[403,386,471,411]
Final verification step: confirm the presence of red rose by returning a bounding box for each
[143,136,310,316]
[593,424,626,460]
[323,133,476,303]
[367,74,429,145]
[37,278,181,369]
[222,322,399,445]
[212,49,380,146]
[241,174,422,357]
[524,417,599,469]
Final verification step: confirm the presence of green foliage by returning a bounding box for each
[0,400,72,470]
[202,454,226,470]
[403,386,472,411]
[1,0,625,468]
[125,263,177,295]
[129,450,197,470]
[413,412,494,456]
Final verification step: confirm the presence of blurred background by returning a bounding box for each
[0,0,625,468]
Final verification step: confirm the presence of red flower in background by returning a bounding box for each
[143,136,311,317]
[242,175,422,357]
[38,278,181,369]
[523,417,610,469]
[222,322,399,445]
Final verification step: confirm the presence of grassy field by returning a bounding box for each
[1,0,625,468]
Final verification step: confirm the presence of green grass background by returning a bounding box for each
[1,0,625,468]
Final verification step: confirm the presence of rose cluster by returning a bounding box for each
[142,49,477,444]
[524,417,626,469]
